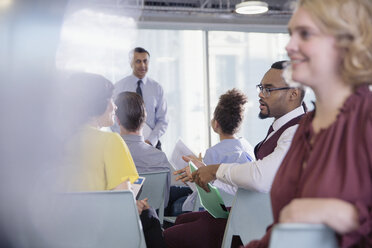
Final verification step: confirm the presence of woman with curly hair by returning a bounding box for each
[203,88,255,195]
[164,88,254,247]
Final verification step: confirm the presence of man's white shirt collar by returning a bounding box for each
[271,105,305,133]
[132,74,148,85]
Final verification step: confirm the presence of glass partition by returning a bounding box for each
[56,8,314,158]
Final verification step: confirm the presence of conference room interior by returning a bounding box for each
[0,0,322,247]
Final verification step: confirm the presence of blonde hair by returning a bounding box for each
[295,0,372,86]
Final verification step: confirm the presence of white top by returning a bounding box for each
[114,74,168,146]
[216,106,305,193]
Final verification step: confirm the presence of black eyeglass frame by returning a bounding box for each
[256,84,292,97]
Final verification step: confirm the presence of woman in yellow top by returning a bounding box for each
[63,73,165,247]
[63,73,138,191]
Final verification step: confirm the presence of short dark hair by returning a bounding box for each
[129,47,150,64]
[213,88,247,135]
[271,60,288,70]
[271,60,306,104]
[134,47,150,56]
[64,72,114,125]
[115,92,146,132]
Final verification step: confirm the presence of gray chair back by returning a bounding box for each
[138,170,169,224]
[222,188,273,248]
[269,223,338,248]
[32,191,146,248]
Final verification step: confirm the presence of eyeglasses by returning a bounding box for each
[256,84,291,97]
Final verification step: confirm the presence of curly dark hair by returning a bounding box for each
[213,88,247,135]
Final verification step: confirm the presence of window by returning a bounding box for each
[56,8,314,157]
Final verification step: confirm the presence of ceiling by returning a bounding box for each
[85,0,294,30]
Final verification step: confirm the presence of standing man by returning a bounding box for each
[114,47,168,150]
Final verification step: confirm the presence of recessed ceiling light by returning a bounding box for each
[235,1,269,15]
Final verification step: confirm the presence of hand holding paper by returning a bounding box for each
[191,164,220,192]
[170,139,199,191]
[174,166,193,183]
[189,162,228,219]
[170,139,197,170]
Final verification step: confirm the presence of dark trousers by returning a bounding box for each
[164,208,243,248]
[164,210,227,248]
[140,208,166,248]
[155,140,162,150]
[164,186,193,216]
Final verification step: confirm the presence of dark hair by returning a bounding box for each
[271,60,288,70]
[271,60,306,105]
[213,88,247,135]
[134,47,150,56]
[115,92,146,132]
[63,72,114,126]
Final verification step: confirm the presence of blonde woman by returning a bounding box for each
[246,0,372,247]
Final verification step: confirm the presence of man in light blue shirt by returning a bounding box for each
[115,91,171,206]
[114,47,168,150]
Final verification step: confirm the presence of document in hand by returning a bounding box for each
[170,138,197,192]
[170,138,197,170]
[189,162,229,219]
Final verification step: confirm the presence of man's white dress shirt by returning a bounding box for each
[114,74,168,146]
[216,106,305,193]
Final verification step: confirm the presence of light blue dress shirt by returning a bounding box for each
[114,74,168,146]
[203,137,255,166]
[122,134,171,205]
[203,137,255,195]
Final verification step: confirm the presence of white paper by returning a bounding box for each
[170,138,196,170]
[170,138,197,192]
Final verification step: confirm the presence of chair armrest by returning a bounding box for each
[269,223,338,248]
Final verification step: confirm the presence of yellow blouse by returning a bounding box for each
[63,126,138,191]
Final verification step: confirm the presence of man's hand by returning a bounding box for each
[145,140,152,146]
[192,164,220,192]
[136,198,150,215]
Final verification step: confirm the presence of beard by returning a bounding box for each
[259,112,269,119]
[258,104,270,119]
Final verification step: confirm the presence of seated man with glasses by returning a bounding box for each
[164,61,306,248]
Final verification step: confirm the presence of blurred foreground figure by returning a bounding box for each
[246,0,372,247]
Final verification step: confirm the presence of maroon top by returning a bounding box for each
[246,84,372,248]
